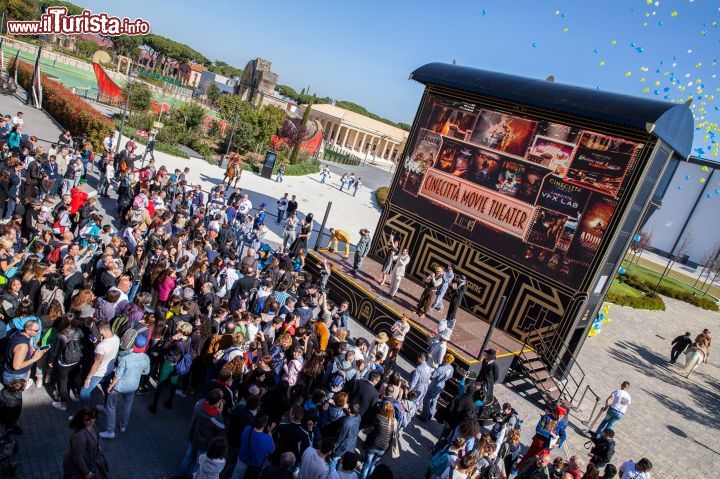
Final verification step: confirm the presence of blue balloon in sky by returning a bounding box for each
[634,234,641,242]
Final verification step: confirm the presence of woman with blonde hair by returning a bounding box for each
[70,289,94,314]
[21,262,48,305]
[0,238,22,276]
[361,400,398,479]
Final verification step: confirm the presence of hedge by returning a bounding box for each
[246,159,320,176]
[621,273,719,312]
[14,60,115,151]
[376,186,389,208]
[606,291,666,310]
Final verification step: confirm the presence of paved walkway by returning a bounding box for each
[567,296,719,479]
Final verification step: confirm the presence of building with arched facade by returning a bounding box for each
[306,103,409,163]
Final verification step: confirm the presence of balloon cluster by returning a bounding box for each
[588,304,611,337]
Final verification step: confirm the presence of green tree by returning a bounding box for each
[74,38,99,58]
[40,0,83,15]
[205,82,222,107]
[142,34,209,73]
[123,81,152,112]
[207,61,243,78]
[216,95,247,122]
[175,102,205,130]
[1,0,40,22]
[110,35,143,59]
[289,101,313,164]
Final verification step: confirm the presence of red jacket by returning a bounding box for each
[69,187,89,214]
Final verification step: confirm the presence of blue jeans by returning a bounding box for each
[128,282,140,302]
[276,209,285,224]
[79,375,107,406]
[595,408,624,437]
[3,199,16,220]
[51,177,62,197]
[360,448,386,479]
[276,172,283,182]
[353,187,358,196]
[179,442,202,475]
[105,390,136,432]
[433,283,450,310]
[321,174,327,183]
[230,460,248,479]
[2,370,27,386]
[421,387,442,421]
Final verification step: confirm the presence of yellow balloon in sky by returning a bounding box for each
[671,11,678,17]
[599,60,605,66]
[655,81,660,86]
[625,71,632,77]
[700,178,706,183]
[643,87,650,93]
[702,166,709,172]
[611,39,617,45]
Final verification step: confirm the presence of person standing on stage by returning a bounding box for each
[417,267,443,318]
[432,265,454,311]
[388,248,410,298]
[446,275,467,330]
[479,348,500,404]
[378,233,399,286]
[353,228,372,275]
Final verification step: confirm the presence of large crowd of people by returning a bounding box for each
[0,112,657,479]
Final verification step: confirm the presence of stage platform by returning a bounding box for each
[307,249,529,373]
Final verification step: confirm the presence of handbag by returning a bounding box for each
[390,419,401,459]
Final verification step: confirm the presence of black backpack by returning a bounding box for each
[480,457,502,479]
[62,337,83,365]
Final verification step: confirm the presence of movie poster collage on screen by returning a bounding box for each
[398,94,641,289]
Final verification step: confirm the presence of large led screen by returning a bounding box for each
[395,93,643,289]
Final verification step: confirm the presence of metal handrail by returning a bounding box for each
[575,384,601,425]
[530,330,587,405]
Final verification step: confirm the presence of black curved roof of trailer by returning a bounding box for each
[411,62,695,159]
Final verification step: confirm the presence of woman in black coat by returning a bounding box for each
[0,170,10,220]
[62,407,109,479]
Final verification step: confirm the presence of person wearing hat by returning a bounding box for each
[432,265,455,311]
[253,202,267,230]
[352,228,372,275]
[100,333,151,439]
[369,331,390,363]
[417,267,443,318]
[427,329,451,370]
[445,274,467,330]
[21,197,43,239]
[519,404,568,467]
[420,353,455,421]
[479,348,500,405]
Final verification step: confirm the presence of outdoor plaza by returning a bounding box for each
[0,2,718,478]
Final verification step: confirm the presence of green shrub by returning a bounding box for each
[620,273,719,312]
[281,161,320,176]
[606,291,666,310]
[376,186,389,208]
[155,142,189,158]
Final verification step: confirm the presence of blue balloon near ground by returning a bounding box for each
[619,267,626,275]
[685,175,690,180]
[678,185,683,190]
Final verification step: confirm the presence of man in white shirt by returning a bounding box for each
[11,112,23,126]
[79,321,119,407]
[238,194,252,221]
[276,192,289,224]
[619,458,653,479]
[594,381,631,438]
[298,437,335,479]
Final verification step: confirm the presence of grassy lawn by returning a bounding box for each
[609,280,643,297]
[621,260,716,299]
[628,256,720,298]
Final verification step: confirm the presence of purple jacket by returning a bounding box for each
[121,302,144,325]
[94,297,117,323]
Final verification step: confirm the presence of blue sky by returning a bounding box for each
[76,0,719,154]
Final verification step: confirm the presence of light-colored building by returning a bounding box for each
[306,103,409,162]
[643,155,720,266]
[197,70,240,95]
[179,62,205,88]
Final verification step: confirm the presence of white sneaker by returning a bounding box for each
[52,402,67,411]
[175,390,187,398]
[99,431,115,439]
[119,426,126,433]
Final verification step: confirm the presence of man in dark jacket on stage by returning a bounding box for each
[479,348,501,405]
[446,274,467,330]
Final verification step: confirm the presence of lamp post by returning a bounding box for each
[115,71,138,155]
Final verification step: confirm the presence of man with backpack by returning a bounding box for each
[100,333,150,439]
[589,428,616,469]
[491,402,520,443]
